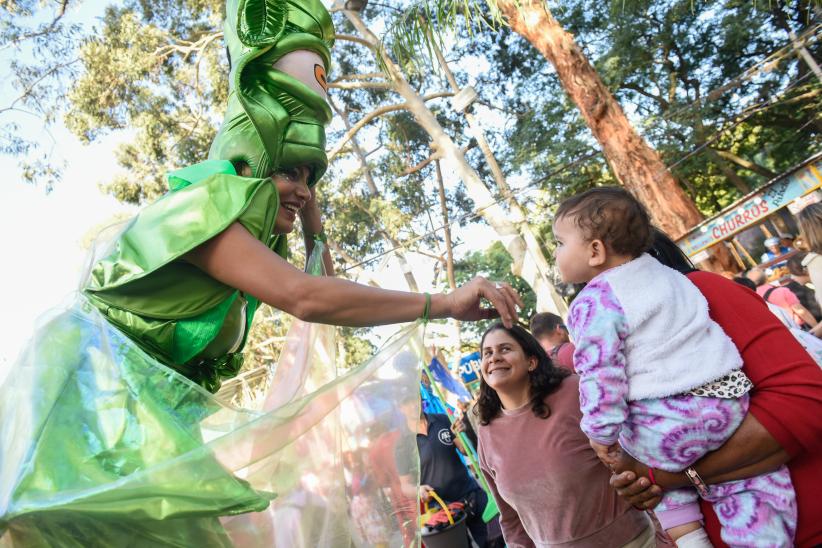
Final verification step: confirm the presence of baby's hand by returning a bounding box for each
[590,440,621,469]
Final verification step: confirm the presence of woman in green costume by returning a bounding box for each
[0,0,520,546]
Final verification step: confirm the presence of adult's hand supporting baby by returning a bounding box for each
[609,412,790,512]
[609,448,662,510]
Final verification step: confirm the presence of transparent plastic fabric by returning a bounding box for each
[0,242,423,547]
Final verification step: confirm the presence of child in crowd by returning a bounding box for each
[553,187,796,548]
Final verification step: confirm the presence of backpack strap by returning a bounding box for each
[550,343,565,359]
[763,286,778,302]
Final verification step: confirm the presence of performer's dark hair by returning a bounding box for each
[477,323,570,425]
[555,186,653,258]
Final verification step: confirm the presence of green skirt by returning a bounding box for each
[0,298,424,547]
[0,299,273,546]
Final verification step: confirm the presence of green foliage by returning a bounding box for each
[337,327,377,370]
[1,0,83,185]
[492,0,821,217]
[6,0,822,360]
[64,1,227,204]
[453,240,537,338]
[383,0,506,74]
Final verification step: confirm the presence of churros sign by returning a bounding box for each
[678,156,822,257]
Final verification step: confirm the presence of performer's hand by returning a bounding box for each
[299,184,324,233]
[446,277,522,328]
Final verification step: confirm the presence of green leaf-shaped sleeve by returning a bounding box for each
[86,166,280,320]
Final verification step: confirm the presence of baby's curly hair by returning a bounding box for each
[555,186,653,258]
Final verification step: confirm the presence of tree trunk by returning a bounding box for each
[497,0,703,239]
[435,159,461,346]
[327,239,384,287]
[344,9,568,315]
[427,26,565,314]
[331,99,421,292]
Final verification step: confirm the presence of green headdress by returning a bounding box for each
[209,0,335,185]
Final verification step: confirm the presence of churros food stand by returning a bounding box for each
[677,153,822,272]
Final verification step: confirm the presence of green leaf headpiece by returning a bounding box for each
[209,0,335,185]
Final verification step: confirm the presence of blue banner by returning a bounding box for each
[456,351,481,384]
[428,357,472,404]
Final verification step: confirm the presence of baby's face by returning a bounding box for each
[553,215,596,284]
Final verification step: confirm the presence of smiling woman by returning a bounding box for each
[475,323,656,548]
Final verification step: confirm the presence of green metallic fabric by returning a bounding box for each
[0,301,272,546]
[84,160,286,391]
[208,0,334,183]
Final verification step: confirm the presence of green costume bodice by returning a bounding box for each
[84,160,287,392]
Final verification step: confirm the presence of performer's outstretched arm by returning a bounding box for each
[186,222,522,328]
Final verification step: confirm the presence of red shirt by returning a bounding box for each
[550,341,576,371]
[688,271,822,547]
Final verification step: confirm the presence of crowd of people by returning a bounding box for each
[424,189,822,548]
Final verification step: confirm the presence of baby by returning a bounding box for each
[554,187,796,548]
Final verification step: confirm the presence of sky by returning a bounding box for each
[0,0,507,382]
[0,128,137,382]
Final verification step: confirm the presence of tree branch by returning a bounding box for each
[0,0,70,52]
[401,151,441,175]
[411,248,447,264]
[327,239,383,287]
[335,33,374,49]
[329,80,393,90]
[154,31,224,62]
[620,82,670,111]
[711,149,777,179]
[334,72,385,81]
[401,141,476,176]
[0,58,80,115]
[327,92,453,161]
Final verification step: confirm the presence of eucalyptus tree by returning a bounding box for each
[332,4,568,314]
[386,0,820,275]
[515,0,822,214]
[386,0,704,239]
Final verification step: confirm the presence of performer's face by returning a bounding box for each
[272,165,312,234]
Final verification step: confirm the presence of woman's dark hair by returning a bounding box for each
[647,228,696,274]
[477,323,570,425]
[733,276,757,291]
[787,252,808,277]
